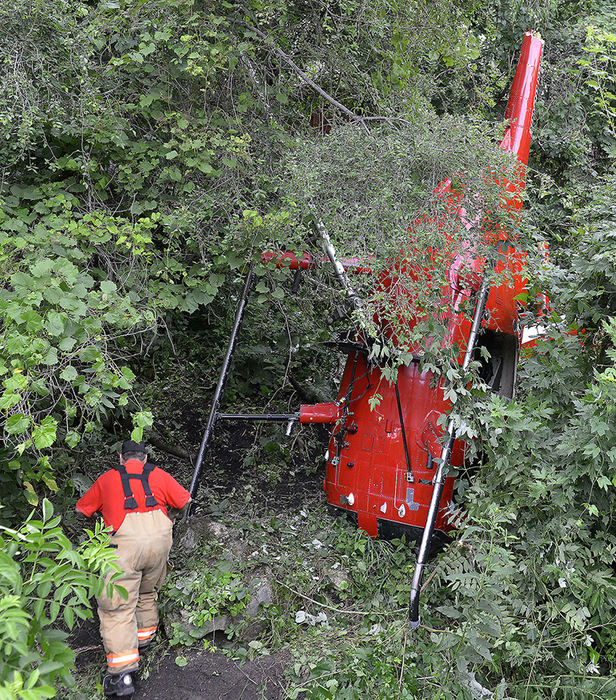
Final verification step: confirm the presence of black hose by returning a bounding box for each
[394,379,413,479]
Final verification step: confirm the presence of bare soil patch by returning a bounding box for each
[72,616,290,699]
[136,647,289,700]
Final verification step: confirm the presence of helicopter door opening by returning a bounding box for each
[476,329,518,398]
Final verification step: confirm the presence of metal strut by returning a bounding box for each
[217,413,300,421]
[313,215,364,315]
[187,265,255,512]
[311,213,374,342]
[408,275,492,628]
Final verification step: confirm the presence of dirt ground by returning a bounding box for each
[134,648,289,699]
[73,618,290,699]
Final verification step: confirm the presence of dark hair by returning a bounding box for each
[122,451,146,462]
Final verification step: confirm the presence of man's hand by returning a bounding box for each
[168,500,191,524]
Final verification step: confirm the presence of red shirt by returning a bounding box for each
[76,459,191,532]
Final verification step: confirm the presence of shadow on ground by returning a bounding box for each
[136,648,288,700]
[72,616,289,699]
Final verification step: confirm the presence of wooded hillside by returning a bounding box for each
[1,0,615,697]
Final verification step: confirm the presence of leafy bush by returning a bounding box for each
[0,499,124,699]
[162,559,249,647]
[1,0,616,697]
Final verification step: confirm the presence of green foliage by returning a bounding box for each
[547,174,616,337]
[282,118,515,256]
[158,460,616,698]
[2,0,616,697]
[581,11,616,154]
[464,1,616,243]
[0,0,533,518]
[4,0,477,515]
[0,498,123,699]
[0,184,161,519]
[162,556,249,647]
[264,116,527,388]
[434,324,616,697]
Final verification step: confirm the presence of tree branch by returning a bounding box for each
[149,432,195,464]
[228,17,369,132]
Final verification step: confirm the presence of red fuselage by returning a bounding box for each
[322,33,544,538]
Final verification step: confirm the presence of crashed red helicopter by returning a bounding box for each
[188,33,544,627]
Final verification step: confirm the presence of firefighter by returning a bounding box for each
[76,439,191,697]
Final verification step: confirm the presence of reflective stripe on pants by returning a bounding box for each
[107,649,139,668]
[137,625,158,644]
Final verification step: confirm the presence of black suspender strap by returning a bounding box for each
[114,464,137,509]
[113,463,159,510]
[141,463,158,508]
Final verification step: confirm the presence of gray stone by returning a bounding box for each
[174,517,251,557]
[208,521,235,541]
[245,577,273,617]
[163,607,229,640]
[174,515,213,552]
[163,573,275,644]
[178,527,197,552]
[165,521,277,645]
[325,564,349,592]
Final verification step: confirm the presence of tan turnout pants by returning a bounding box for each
[98,510,173,673]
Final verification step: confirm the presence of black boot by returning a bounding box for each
[103,671,134,697]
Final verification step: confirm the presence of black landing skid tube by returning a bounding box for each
[187,265,304,516]
[187,265,255,513]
